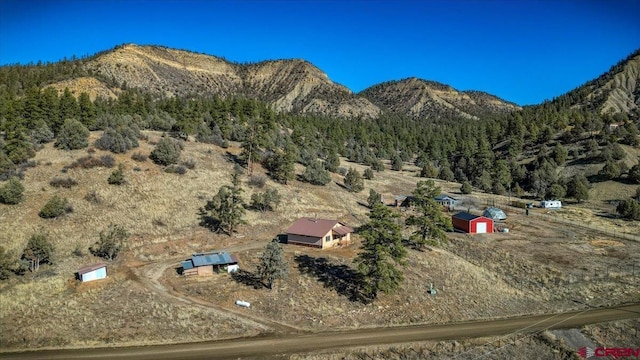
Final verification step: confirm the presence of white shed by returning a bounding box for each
[77,263,108,282]
[540,200,562,209]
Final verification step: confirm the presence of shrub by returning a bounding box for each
[55,118,90,150]
[164,165,187,175]
[65,154,115,169]
[248,175,267,188]
[150,138,182,165]
[49,177,78,188]
[181,158,196,169]
[0,177,25,204]
[131,152,148,162]
[108,164,126,185]
[84,190,102,204]
[250,188,281,212]
[94,126,140,153]
[90,224,129,261]
[100,154,116,168]
[616,199,640,220]
[39,195,72,219]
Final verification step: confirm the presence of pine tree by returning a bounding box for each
[405,180,452,249]
[204,173,246,235]
[460,181,472,194]
[257,240,288,290]
[344,167,364,192]
[355,203,406,302]
[367,188,381,208]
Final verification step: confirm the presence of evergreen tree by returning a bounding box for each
[58,88,79,128]
[22,228,54,272]
[391,154,403,171]
[363,167,374,180]
[405,180,452,249]
[90,224,129,261]
[460,181,472,194]
[0,177,25,204]
[367,188,382,208]
[78,92,97,129]
[264,146,295,184]
[55,118,89,150]
[616,199,640,221]
[302,160,331,185]
[599,160,622,180]
[567,175,590,202]
[325,151,340,173]
[0,246,15,280]
[203,173,246,235]
[257,240,288,290]
[344,167,364,193]
[629,164,640,184]
[108,163,126,185]
[355,203,406,302]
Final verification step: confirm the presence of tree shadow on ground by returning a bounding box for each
[294,254,365,303]
[231,269,264,289]
[224,151,245,167]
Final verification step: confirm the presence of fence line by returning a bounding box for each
[482,199,640,242]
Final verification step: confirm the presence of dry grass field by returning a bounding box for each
[1,131,639,354]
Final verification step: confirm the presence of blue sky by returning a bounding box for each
[1,0,638,105]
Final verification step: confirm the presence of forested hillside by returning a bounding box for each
[1,46,639,209]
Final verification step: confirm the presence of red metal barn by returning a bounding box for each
[452,212,494,234]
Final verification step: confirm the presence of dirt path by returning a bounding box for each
[129,240,303,334]
[5,303,639,359]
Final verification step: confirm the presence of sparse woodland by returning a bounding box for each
[0,45,639,352]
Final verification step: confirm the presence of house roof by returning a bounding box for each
[286,218,353,238]
[452,212,482,221]
[77,262,107,275]
[435,194,457,201]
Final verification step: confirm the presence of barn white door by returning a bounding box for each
[476,222,487,234]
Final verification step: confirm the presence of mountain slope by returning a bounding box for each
[556,49,640,115]
[360,77,520,120]
[58,44,380,118]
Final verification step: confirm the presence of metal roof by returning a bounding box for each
[191,252,236,267]
[77,262,107,275]
[452,212,481,221]
[181,260,194,270]
[435,194,457,201]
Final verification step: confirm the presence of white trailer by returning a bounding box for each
[540,200,562,209]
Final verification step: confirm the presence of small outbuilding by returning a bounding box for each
[181,251,239,276]
[483,207,507,221]
[434,194,458,209]
[76,263,108,282]
[540,200,562,209]
[452,212,494,234]
[285,217,354,249]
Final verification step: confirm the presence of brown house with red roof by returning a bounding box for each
[285,217,354,249]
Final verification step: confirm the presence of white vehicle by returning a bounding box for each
[540,200,562,209]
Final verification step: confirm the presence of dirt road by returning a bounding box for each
[4,303,638,360]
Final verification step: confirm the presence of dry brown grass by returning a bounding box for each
[1,130,638,351]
